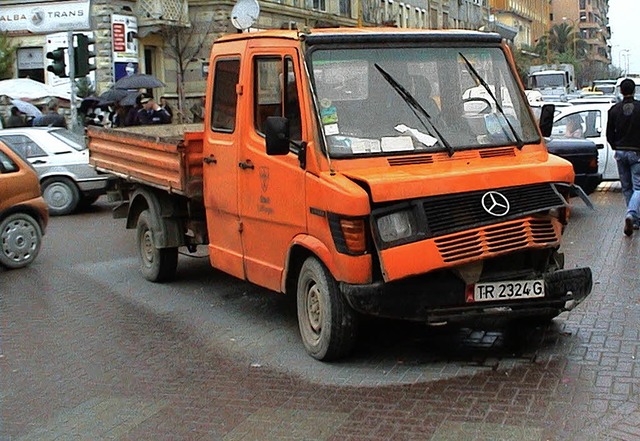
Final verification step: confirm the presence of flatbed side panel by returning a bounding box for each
[87,126,204,199]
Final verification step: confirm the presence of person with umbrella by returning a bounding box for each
[32,98,67,128]
[5,106,29,128]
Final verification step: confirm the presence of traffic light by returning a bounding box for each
[46,48,67,78]
[74,34,96,77]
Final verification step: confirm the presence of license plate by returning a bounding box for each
[472,280,545,303]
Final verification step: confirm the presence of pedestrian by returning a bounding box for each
[136,94,171,125]
[190,97,205,123]
[124,95,142,127]
[159,96,173,122]
[606,78,640,236]
[5,106,28,128]
[32,98,67,128]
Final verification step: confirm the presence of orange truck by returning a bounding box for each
[88,28,592,361]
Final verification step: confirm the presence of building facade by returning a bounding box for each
[488,0,550,49]
[551,0,610,68]
[1,0,490,112]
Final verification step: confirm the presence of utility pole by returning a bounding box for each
[67,31,77,132]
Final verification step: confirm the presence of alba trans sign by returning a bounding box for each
[0,1,90,35]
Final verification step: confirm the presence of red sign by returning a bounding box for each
[113,23,125,52]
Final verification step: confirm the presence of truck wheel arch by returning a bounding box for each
[283,236,337,295]
[126,187,184,249]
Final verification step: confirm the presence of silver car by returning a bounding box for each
[0,127,114,215]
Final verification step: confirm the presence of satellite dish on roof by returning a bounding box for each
[231,0,260,31]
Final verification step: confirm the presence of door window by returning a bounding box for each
[0,135,46,159]
[552,110,601,139]
[211,59,240,132]
[0,150,18,173]
[254,56,302,140]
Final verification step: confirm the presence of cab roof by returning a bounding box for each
[215,27,503,46]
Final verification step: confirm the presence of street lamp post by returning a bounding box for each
[621,49,630,76]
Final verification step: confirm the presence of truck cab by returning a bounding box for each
[202,29,591,359]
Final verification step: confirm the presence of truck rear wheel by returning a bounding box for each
[136,210,178,282]
[297,256,358,361]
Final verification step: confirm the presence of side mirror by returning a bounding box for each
[265,116,291,156]
[538,104,555,138]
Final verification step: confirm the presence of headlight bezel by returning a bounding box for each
[371,202,424,249]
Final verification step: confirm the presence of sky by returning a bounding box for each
[608,0,639,75]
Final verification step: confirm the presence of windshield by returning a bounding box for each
[531,74,565,88]
[50,128,86,151]
[309,46,539,158]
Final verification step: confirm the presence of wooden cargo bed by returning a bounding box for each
[87,124,204,199]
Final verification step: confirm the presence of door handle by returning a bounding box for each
[238,160,254,170]
[203,155,217,164]
[32,160,47,164]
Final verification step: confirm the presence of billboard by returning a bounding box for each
[112,14,139,82]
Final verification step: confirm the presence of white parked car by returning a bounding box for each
[0,127,114,215]
[551,102,617,180]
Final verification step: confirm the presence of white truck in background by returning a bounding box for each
[528,64,576,102]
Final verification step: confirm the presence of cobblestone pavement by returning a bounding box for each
[1,189,640,441]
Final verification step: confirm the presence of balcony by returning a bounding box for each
[137,0,189,27]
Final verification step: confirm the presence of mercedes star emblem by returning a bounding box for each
[481,191,510,217]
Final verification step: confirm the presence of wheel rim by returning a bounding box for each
[43,182,73,211]
[306,282,323,335]
[140,228,155,267]
[1,218,38,264]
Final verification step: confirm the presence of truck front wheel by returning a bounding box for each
[297,256,358,361]
[136,210,178,282]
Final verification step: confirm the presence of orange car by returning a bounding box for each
[0,141,48,269]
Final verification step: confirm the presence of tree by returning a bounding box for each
[75,77,95,98]
[0,32,16,80]
[160,12,216,123]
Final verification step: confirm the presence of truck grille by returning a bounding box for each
[435,217,561,264]
[371,183,566,251]
[423,183,564,237]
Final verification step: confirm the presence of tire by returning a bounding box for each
[136,209,178,282]
[42,177,80,216]
[297,256,358,361]
[0,213,43,269]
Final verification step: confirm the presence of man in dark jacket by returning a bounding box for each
[32,98,67,128]
[606,78,640,236]
[137,94,171,125]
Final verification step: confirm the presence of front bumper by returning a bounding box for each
[574,173,602,195]
[341,267,592,324]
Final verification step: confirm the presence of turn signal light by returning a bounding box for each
[340,219,367,254]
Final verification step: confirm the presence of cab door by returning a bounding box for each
[237,51,307,291]
[202,56,245,279]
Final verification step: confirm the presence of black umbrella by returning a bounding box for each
[79,97,101,114]
[119,91,142,107]
[99,88,128,104]
[114,74,165,90]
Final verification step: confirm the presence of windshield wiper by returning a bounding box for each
[374,64,454,157]
[458,53,524,149]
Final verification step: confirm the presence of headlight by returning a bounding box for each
[377,210,415,243]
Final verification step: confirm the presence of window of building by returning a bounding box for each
[339,0,351,16]
[313,0,326,11]
[16,48,44,83]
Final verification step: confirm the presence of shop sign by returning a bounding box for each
[0,1,90,35]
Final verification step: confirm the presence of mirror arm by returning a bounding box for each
[290,140,307,169]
